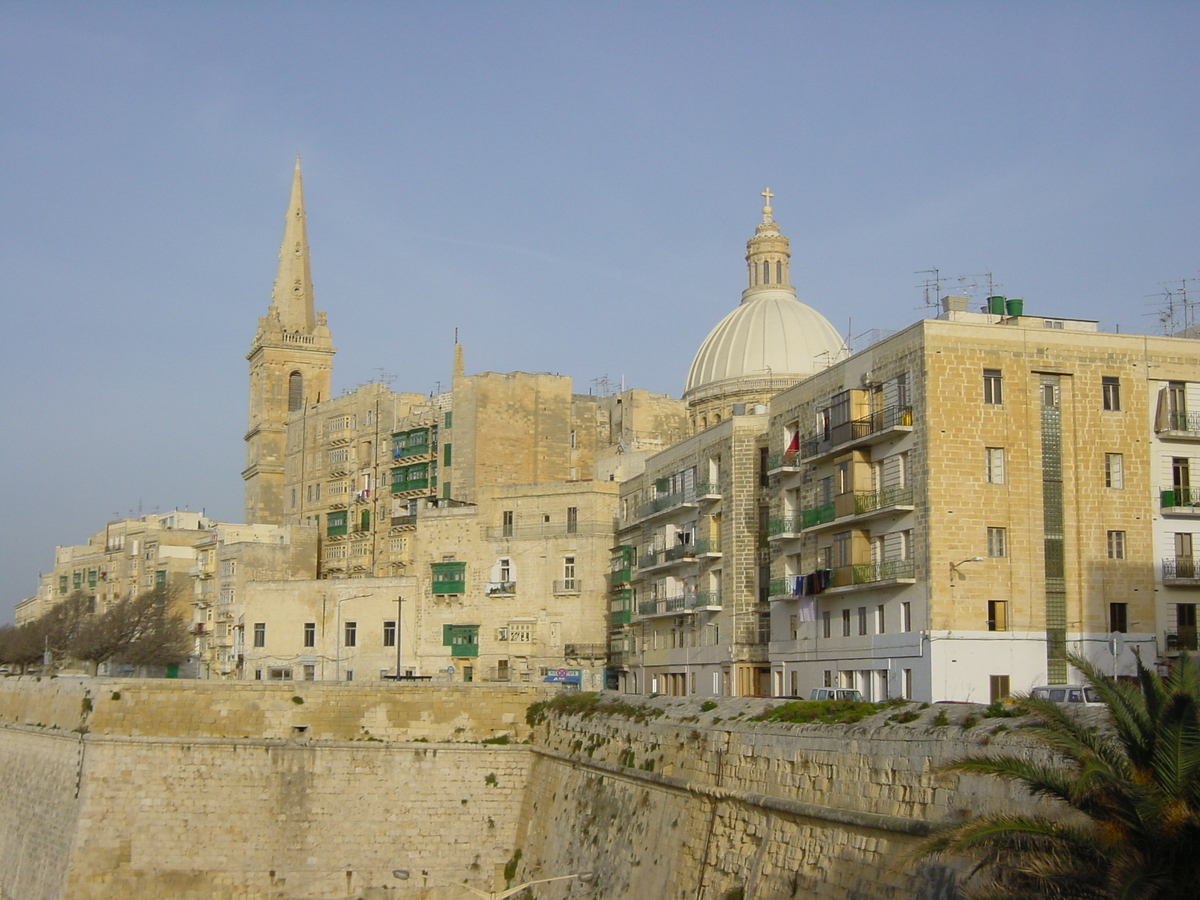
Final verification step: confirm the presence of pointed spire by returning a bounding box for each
[269,157,316,330]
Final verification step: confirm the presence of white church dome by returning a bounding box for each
[684,192,844,401]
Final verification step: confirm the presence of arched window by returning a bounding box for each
[763,261,770,284]
[288,371,303,411]
[776,260,783,283]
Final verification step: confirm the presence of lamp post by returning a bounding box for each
[395,595,404,679]
[391,870,593,900]
[334,593,370,681]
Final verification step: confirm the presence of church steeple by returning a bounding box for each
[743,187,792,300]
[244,160,335,526]
[269,157,316,330]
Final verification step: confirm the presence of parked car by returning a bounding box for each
[1028,685,1104,706]
[809,688,864,702]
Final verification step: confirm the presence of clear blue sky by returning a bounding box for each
[1,2,1197,621]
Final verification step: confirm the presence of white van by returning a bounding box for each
[1029,685,1104,706]
[808,688,864,702]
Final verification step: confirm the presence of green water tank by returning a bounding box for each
[988,296,1006,315]
[1006,297,1024,316]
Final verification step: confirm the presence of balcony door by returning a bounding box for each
[1176,533,1194,578]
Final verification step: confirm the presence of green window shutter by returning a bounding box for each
[443,624,453,645]
[444,411,452,428]
[443,443,452,466]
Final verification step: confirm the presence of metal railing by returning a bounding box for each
[553,579,581,593]
[850,558,916,584]
[798,405,913,460]
[693,539,720,555]
[485,581,516,596]
[1161,488,1200,511]
[1162,557,1200,580]
[635,490,696,521]
[564,643,606,658]
[765,449,802,471]
[1159,411,1200,434]
[853,485,914,514]
[1166,628,1198,651]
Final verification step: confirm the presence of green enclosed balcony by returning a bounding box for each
[450,643,478,658]
[432,562,466,595]
[607,567,631,587]
[610,609,632,626]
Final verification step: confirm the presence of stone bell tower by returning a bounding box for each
[243,158,335,525]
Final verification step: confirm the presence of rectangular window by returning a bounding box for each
[1109,602,1128,633]
[253,623,265,648]
[987,526,1007,558]
[822,610,831,639]
[985,447,1006,484]
[502,510,514,537]
[344,621,357,647]
[1102,376,1121,411]
[833,531,852,568]
[901,601,912,632]
[1105,453,1124,489]
[303,664,315,681]
[903,669,913,700]
[858,606,868,635]
[989,675,1011,704]
[983,368,1003,405]
[303,622,315,648]
[566,507,578,534]
[987,600,1008,632]
[789,615,798,640]
[383,620,396,647]
[842,608,851,637]
[876,604,886,634]
[1107,530,1126,560]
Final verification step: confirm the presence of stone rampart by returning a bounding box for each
[0,682,1067,900]
[514,695,1060,900]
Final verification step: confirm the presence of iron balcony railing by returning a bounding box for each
[850,558,916,584]
[1161,487,1200,511]
[639,550,661,568]
[485,581,516,596]
[635,490,697,521]
[853,485,915,515]
[1166,628,1198,651]
[553,579,581,593]
[798,405,913,460]
[1162,557,1200,580]
[691,590,722,609]
[564,643,606,658]
[1159,411,1200,434]
[765,449,802,472]
[693,539,720,555]
[637,592,722,616]
[694,481,721,498]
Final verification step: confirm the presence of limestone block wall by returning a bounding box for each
[0,727,81,900]
[0,677,555,742]
[65,738,530,900]
[516,696,1061,900]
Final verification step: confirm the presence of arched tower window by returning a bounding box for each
[776,260,783,283]
[288,371,303,411]
[763,261,770,284]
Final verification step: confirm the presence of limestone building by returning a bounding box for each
[763,299,1194,703]
[228,161,689,685]
[17,510,222,628]
[611,196,847,697]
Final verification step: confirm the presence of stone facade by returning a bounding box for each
[764,305,1198,702]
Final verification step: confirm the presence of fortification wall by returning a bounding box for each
[514,695,1059,900]
[66,738,529,900]
[0,727,81,900]
[0,676,552,741]
[0,681,1065,900]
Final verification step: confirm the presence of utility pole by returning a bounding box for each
[396,595,404,679]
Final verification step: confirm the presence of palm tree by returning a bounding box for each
[913,651,1200,900]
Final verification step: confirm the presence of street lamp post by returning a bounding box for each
[395,595,404,679]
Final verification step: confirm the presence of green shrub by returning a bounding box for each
[503,849,522,883]
[291,696,304,705]
[700,700,718,712]
[932,708,950,727]
[481,734,510,745]
[750,698,890,726]
[110,691,121,701]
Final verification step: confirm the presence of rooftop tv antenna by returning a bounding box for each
[371,367,397,387]
[957,271,1000,304]
[1145,277,1199,335]
[591,375,620,397]
[915,268,944,310]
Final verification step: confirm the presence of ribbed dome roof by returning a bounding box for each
[684,289,844,395]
